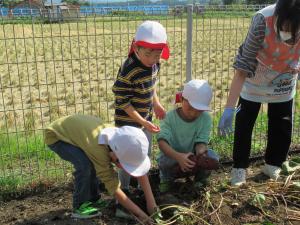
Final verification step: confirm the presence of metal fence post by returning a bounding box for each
[186,4,193,82]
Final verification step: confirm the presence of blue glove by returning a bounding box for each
[218,107,235,137]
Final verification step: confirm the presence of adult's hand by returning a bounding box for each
[218,107,235,136]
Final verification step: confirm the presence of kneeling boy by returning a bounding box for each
[157,80,219,192]
[44,114,156,223]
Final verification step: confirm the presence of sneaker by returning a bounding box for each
[91,199,110,210]
[71,201,101,219]
[159,180,171,193]
[262,164,281,180]
[231,168,246,186]
[115,204,134,220]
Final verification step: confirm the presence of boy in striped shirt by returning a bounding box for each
[112,21,170,195]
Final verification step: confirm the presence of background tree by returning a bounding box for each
[223,0,246,5]
[62,0,78,5]
[246,0,275,4]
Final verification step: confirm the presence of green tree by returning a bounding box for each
[223,0,241,4]
[2,0,23,7]
[246,0,275,4]
[209,0,222,5]
[61,0,80,5]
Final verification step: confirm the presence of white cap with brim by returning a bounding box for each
[98,126,150,177]
[182,79,213,111]
[128,20,170,60]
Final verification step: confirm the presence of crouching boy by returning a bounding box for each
[157,80,219,193]
[44,114,157,223]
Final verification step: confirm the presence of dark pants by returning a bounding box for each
[48,141,100,209]
[233,97,293,168]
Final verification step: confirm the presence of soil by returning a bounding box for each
[1,160,299,225]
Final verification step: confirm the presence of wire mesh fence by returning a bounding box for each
[0,4,299,191]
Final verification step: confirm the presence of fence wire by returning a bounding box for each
[0,4,299,191]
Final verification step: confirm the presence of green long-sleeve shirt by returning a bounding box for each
[44,114,120,195]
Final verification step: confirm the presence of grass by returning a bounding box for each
[0,176,24,200]
[0,130,72,198]
[0,15,249,130]
[0,12,299,195]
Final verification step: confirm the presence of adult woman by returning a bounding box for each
[218,0,300,186]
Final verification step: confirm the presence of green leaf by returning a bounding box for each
[152,207,163,223]
[251,193,266,207]
[205,191,211,200]
[282,157,300,175]
[262,221,275,225]
[291,181,300,190]
[178,214,184,221]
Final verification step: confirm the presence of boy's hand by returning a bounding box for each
[143,121,160,133]
[153,102,166,120]
[151,207,163,224]
[146,203,158,216]
[176,152,196,172]
[195,143,208,156]
[137,214,154,225]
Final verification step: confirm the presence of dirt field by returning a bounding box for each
[1,159,299,225]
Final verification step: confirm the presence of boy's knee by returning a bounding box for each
[207,149,219,161]
[158,155,177,170]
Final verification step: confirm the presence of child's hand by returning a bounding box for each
[137,214,154,225]
[195,143,208,156]
[151,207,163,224]
[147,203,158,216]
[143,121,160,133]
[177,152,196,172]
[153,102,166,120]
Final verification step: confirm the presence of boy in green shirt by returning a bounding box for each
[157,80,219,192]
[45,114,157,223]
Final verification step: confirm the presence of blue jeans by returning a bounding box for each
[48,141,100,209]
[158,149,219,182]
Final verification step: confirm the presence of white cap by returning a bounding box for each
[98,126,150,177]
[135,20,167,45]
[129,20,169,60]
[182,79,212,111]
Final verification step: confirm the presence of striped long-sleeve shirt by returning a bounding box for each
[112,53,160,127]
[233,13,266,77]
